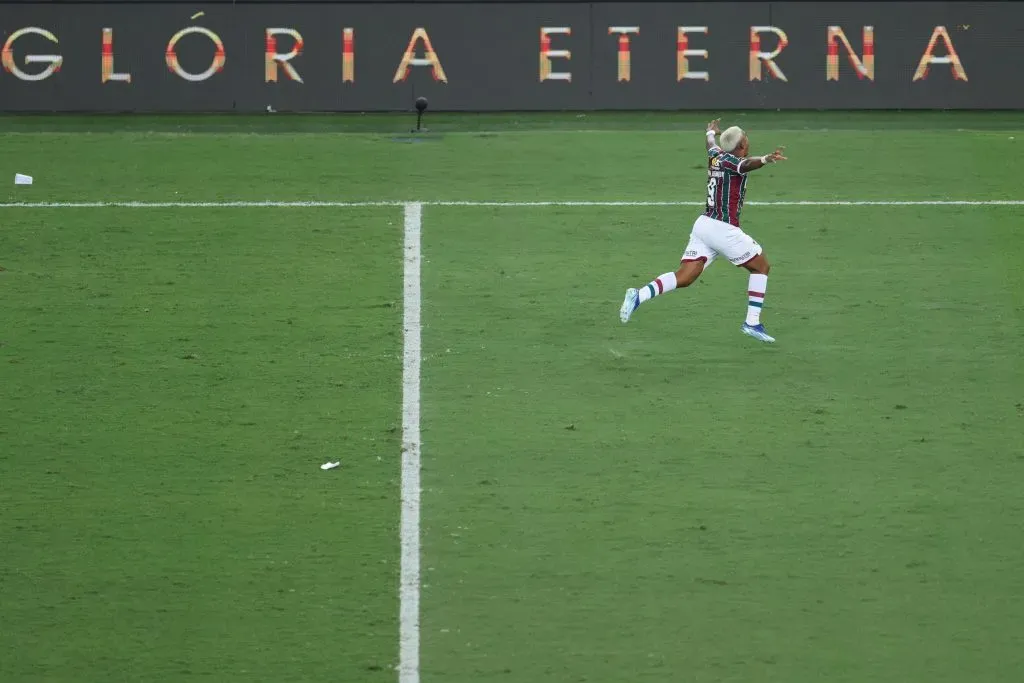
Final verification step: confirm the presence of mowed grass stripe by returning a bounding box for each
[0,207,404,682]
[420,204,1024,683]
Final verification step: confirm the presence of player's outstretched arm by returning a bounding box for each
[706,119,721,151]
[738,147,787,173]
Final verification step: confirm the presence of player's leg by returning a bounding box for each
[741,253,770,324]
[718,227,775,343]
[620,227,715,323]
[738,253,773,341]
[640,259,704,302]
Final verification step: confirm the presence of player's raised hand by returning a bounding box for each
[707,119,721,135]
[766,147,787,162]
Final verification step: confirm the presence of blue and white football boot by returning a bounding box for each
[619,288,640,323]
[741,323,775,343]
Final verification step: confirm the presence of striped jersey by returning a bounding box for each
[704,146,748,227]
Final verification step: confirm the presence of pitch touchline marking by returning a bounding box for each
[3,128,1020,137]
[0,200,1022,208]
[400,202,423,683]
[426,200,1024,207]
[0,201,399,208]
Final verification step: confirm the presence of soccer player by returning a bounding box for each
[619,119,787,343]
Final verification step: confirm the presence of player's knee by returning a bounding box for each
[745,254,769,275]
[675,264,702,287]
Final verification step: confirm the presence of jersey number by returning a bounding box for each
[707,178,717,207]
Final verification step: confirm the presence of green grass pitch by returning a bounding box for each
[1,111,1023,683]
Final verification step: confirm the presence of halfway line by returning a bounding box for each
[426,200,1024,207]
[0,199,1022,208]
[0,200,398,208]
[400,201,423,683]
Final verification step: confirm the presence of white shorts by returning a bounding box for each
[681,214,762,268]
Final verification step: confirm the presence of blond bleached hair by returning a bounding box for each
[720,126,745,153]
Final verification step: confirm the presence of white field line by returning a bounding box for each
[0,200,1022,208]
[400,202,423,683]
[2,128,1021,137]
[427,200,1024,207]
[0,200,399,208]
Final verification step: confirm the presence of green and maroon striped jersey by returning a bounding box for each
[705,146,748,227]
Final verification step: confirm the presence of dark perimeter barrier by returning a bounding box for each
[0,2,1020,112]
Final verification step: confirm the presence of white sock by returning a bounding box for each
[637,273,677,304]
[745,274,767,325]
